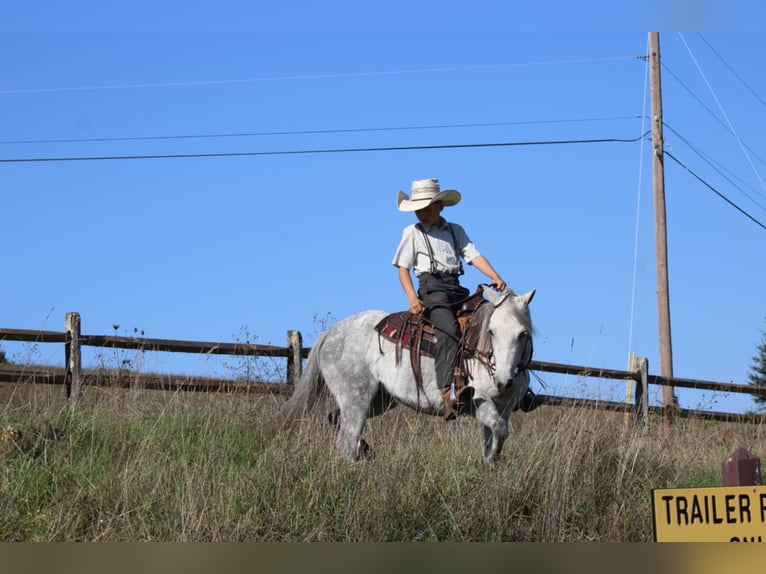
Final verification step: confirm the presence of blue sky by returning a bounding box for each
[3,3,766,414]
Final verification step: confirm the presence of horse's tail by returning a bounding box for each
[266,329,329,434]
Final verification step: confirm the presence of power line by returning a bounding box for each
[0,56,640,95]
[697,33,766,109]
[665,150,766,232]
[677,33,766,197]
[661,63,766,170]
[0,116,644,146]
[664,122,766,210]
[0,133,650,164]
[627,35,651,369]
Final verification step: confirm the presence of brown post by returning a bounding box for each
[286,330,303,387]
[722,448,762,486]
[649,32,677,413]
[65,312,82,409]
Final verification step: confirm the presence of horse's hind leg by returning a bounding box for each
[336,412,368,461]
[327,408,372,457]
[329,387,393,460]
[334,403,371,461]
[328,387,394,426]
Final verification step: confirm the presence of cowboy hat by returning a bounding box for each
[397,178,461,212]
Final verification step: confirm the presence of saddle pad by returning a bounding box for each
[375,311,437,358]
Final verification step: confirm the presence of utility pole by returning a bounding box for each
[649,32,677,410]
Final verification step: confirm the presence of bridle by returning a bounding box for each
[513,334,534,379]
[426,301,534,385]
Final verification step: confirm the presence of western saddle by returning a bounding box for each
[375,285,489,420]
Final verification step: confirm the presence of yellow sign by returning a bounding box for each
[652,485,766,542]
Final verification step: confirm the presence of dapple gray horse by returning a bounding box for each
[269,287,535,463]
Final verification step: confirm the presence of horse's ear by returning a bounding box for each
[519,289,536,306]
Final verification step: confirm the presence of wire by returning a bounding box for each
[697,33,766,109]
[0,132,651,163]
[0,116,644,146]
[661,63,766,169]
[664,122,766,210]
[627,37,651,373]
[665,150,766,231]
[0,56,640,95]
[677,33,766,196]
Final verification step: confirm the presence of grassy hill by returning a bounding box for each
[1,381,762,541]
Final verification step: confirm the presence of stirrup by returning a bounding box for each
[440,387,457,421]
[440,385,474,421]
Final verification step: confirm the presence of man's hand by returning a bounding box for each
[409,297,425,314]
[470,256,507,293]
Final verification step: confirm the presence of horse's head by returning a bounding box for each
[481,287,535,394]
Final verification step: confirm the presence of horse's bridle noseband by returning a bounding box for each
[512,335,534,379]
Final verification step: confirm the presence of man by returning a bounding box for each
[392,178,540,420]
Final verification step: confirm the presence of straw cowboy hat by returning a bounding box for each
[397,178,461,212]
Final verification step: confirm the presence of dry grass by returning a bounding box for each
[2,380,765,541]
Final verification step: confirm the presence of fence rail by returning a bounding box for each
[2,312,765,424]
[532,358,762,397]
[0,364,292,395]
[0,327,308,358]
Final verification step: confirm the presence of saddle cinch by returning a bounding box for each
[374,285,488,401]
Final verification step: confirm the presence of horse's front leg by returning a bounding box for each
[473,398,509,463]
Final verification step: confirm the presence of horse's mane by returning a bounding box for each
[474,290,533,355]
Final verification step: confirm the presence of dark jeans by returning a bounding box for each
[418,273,469,389]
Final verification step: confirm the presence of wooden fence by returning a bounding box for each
[2,311,766,424]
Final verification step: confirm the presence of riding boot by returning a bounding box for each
[440,386,457,421]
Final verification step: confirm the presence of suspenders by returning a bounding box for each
[415,222,465,276]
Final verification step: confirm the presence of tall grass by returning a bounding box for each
[2,382,765,541]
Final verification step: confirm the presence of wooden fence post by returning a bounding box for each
[65,312,82,409]
[634,357,650,427]
[286,330,303,386]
